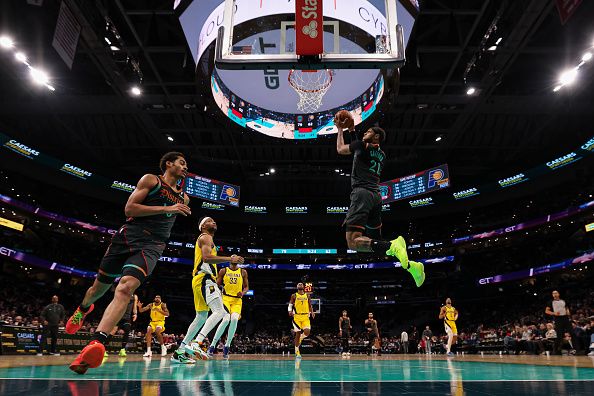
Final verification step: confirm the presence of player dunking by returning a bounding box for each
[334,111,425,287]
[138,295,170,357]
[172,217,244,363]
[65,152,190,374]
[439,298,458,357]
[207,259,249,359]
[289,282,315,359]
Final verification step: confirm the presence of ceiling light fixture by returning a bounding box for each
[14,52,27,63]
[130,86,142,96]
[0,35,14,49]
[269,168,275,174]
[466,87,476,95]
[435,136,443,142]
[167,135,174,142]
[582,52,592,62]
[559,68,578,85]
[29,67,49,85]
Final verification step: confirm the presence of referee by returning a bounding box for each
[38,295,65,355]
[545,290,571,355]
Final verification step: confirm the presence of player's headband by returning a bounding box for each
[199,217,213,231]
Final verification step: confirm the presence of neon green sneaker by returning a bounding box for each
[387,236,408,269]
[407,260,425,287]
[104,351,109,358]
[118,348,127,357]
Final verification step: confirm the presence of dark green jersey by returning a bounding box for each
[125,175,185,242]
[349,140,385,192]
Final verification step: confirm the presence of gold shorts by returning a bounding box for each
[223,295,243,316]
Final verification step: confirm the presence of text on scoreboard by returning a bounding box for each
[184,173,240,207]
[380,164,450,203]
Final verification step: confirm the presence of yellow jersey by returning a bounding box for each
[150,302,166,322]
[293,292,310,315]
[193,232,218,280]
[223,267,243,297]
[444,306,457,322]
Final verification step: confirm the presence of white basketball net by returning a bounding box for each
[288,69,333,113]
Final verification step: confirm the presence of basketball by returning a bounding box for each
[334,110,354,130]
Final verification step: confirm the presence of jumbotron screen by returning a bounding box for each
[184,173,240,207]
[380,164,450,203]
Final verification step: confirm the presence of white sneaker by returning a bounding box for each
[36,353,43,356]
[186,342,209,360]
[588,351,594,356]
[143,351,152,358]
[161,345,168,356]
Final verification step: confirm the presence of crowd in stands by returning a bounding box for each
[2,270,593,356]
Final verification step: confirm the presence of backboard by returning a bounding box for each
[215,0,406,70]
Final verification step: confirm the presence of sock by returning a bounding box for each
[225,316,239,348]
[79,304,91,312]
[211,315,231,348]
[178,311,208,351]
[91,331,109,345]
[370,239,391,253]
[196,310,225,343]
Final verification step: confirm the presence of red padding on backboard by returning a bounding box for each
[295,0,324,56]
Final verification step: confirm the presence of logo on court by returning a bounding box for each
[302,20,319,39]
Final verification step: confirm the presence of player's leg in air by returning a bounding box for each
[344,200,425,287]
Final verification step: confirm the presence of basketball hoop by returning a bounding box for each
[288,69,333,113]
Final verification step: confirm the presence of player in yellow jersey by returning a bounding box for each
[172,217,244,363]
[439,298,459,357]
[138,295,169,357]
[207,261,249,359]
[288,282,315,359]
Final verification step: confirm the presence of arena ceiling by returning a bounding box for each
[1,0,593,203]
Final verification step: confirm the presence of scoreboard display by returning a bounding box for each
[380,164,450,204]
[184,173,240,207]
[294,114,320,133]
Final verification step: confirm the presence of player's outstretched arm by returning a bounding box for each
[336,129,352,155]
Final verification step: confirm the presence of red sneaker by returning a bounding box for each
[65,304,94,334]
[69,340,105,375]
